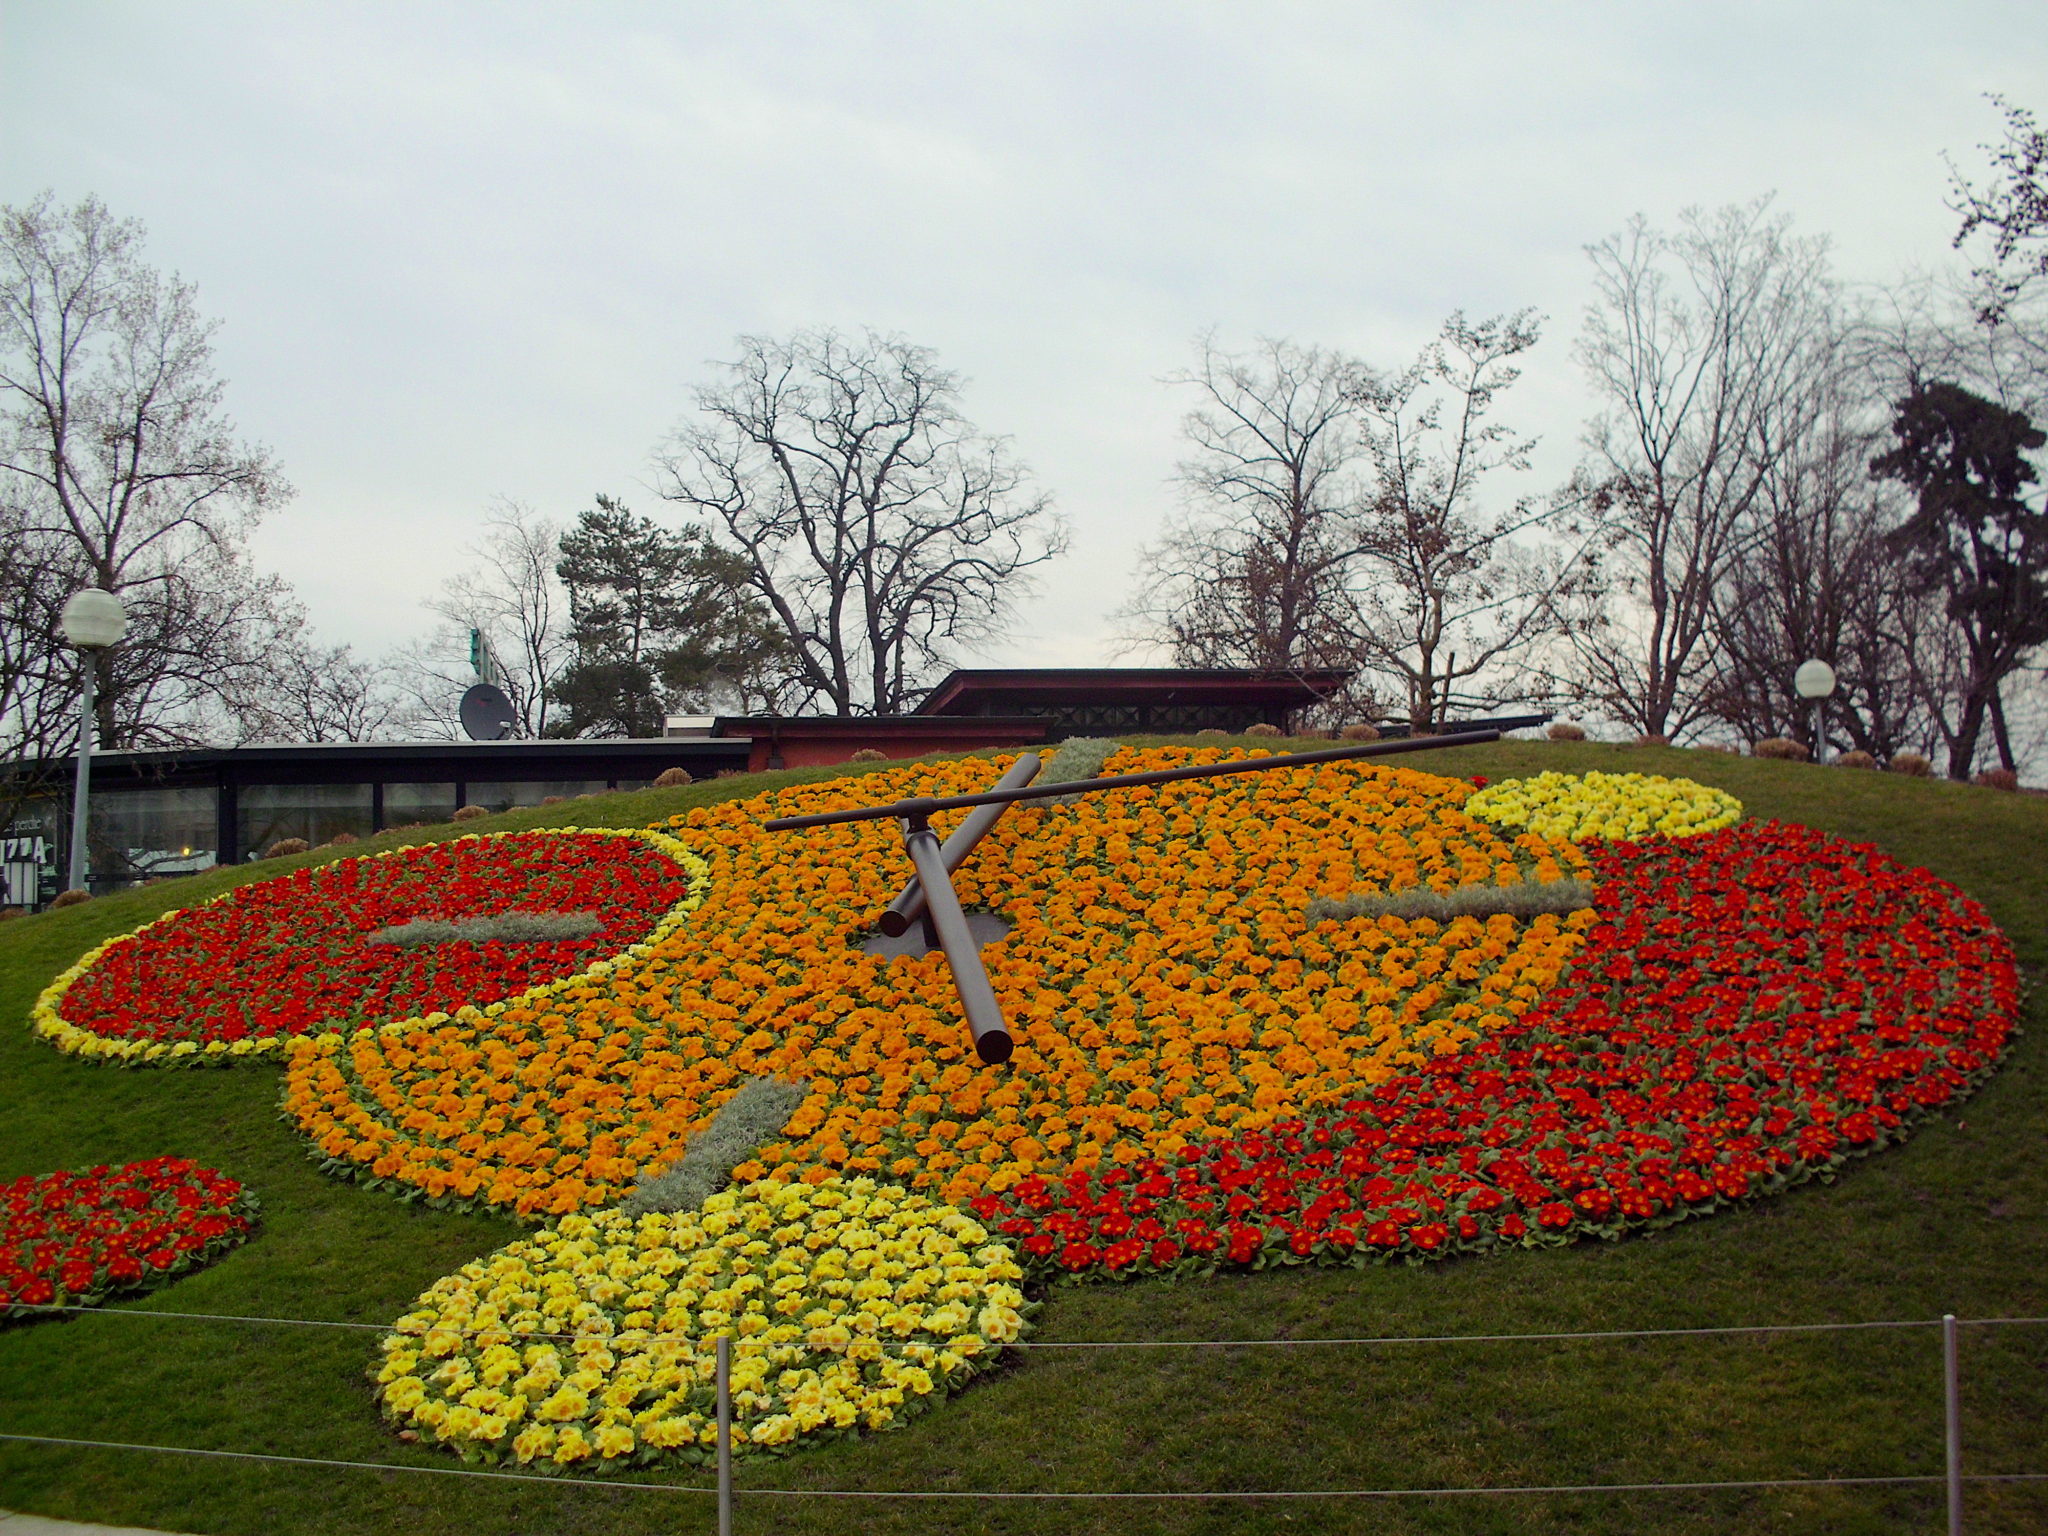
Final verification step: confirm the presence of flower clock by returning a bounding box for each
[35,755,2021,1472]
[1,1156,258,1317]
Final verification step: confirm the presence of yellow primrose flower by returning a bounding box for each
[1466,771,1741,843]
[373,1176,1032,1466]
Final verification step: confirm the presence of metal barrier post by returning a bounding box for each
[1945,1313,1962,1536]
[717,1334,733,1536]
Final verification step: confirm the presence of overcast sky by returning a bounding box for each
[5,2,2042,678]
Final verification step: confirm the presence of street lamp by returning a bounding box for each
[59,588,127,894]
[1793,658,1837,766]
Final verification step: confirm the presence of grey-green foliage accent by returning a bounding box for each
[619,1077,810,1216]
[1305,878,1597,927]
[364,911,603,946]
[1036,736,1120,802]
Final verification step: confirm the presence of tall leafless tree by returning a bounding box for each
[389,500,572,739]
[1702,327,1938,759]
[1121,335,1371,717]
[1947,94,2048,328]
[652,328,1066,715]
[0,192,295,762]
[1345,311,1595,730]
[226,624,400,744]
[1125,323,1587,729]
[1568,198,1838,740]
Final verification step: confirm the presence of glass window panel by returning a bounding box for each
[462,781,611,812]
[91,787,220,887]
[1,797,62,908]
[382,782,457,828]
[239,784,374,858]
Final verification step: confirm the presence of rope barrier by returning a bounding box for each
[12,1302,2042,1351]
[1,1432,2043,1501]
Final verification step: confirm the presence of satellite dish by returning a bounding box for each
[459,684,519,741]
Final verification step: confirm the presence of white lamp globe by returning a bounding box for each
[1793,659,1837,700]
[60,588,127,649]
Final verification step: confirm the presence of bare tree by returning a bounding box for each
[0,502,81,823]
[1568,198,1837,739]
[652,328,1066,715]
[1121,335,1371,717]
[1947,94,2048,327]
[1849,269,2047,438]
[0,191,294,756]
[390,500,571,739]
[226,624,400,744]
[1702,328,1937,759]
[1345,311,1594,730]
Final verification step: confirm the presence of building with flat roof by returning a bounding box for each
[6,667,1543,907]
[0,735,752,905]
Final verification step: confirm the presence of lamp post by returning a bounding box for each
[59,588,128,894]
[1793,658,1837,766]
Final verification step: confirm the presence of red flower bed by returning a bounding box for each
[972,821,2020,1278]
[1,1156,258,1316]
[45,830,701,1056]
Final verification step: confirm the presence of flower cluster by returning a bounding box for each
[374,1176,1028,1467]
[1466,771,1742,842]
[35,829,709,1065]
[970,821,2018,1278]
[284,751,1593,1215]
[1,1156,258,1316]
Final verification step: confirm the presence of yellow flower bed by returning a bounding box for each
[285,749,1595,1216]
[374,1177,1028,1466]
[1465,771,1742,843]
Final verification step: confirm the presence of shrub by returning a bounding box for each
[1890,751,1933,777]
[383,823,429,837]
[1752,738,1809,761]
[1835,749,1877,771]
[653,766,694,788]
[848,748,889,763]
[321,832,360,847]
[1546,721,1587,741]
[1973,767,2020,792]
[0,906,23,921]
[451,805,490,821]
[621,1078,809,1215]
[49,888,92,909]
[367,910,602,946]
[714,768,745,779]
[1244,722,1284,739]
[1634,733,1670,748]
[262,838,311,858]
[539,795,566,805]
[1037,737,1118,802]
[1694,742,1741,755]
[1307,877,1597,927]
[1339,723,1381,742]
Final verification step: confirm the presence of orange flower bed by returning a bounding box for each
[282,749,1591,1218]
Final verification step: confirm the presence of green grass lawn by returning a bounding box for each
[1,739,2044,1535]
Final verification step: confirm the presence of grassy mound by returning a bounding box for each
[1,738,2043,1535]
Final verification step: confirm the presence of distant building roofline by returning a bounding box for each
[915,666,1354,717]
